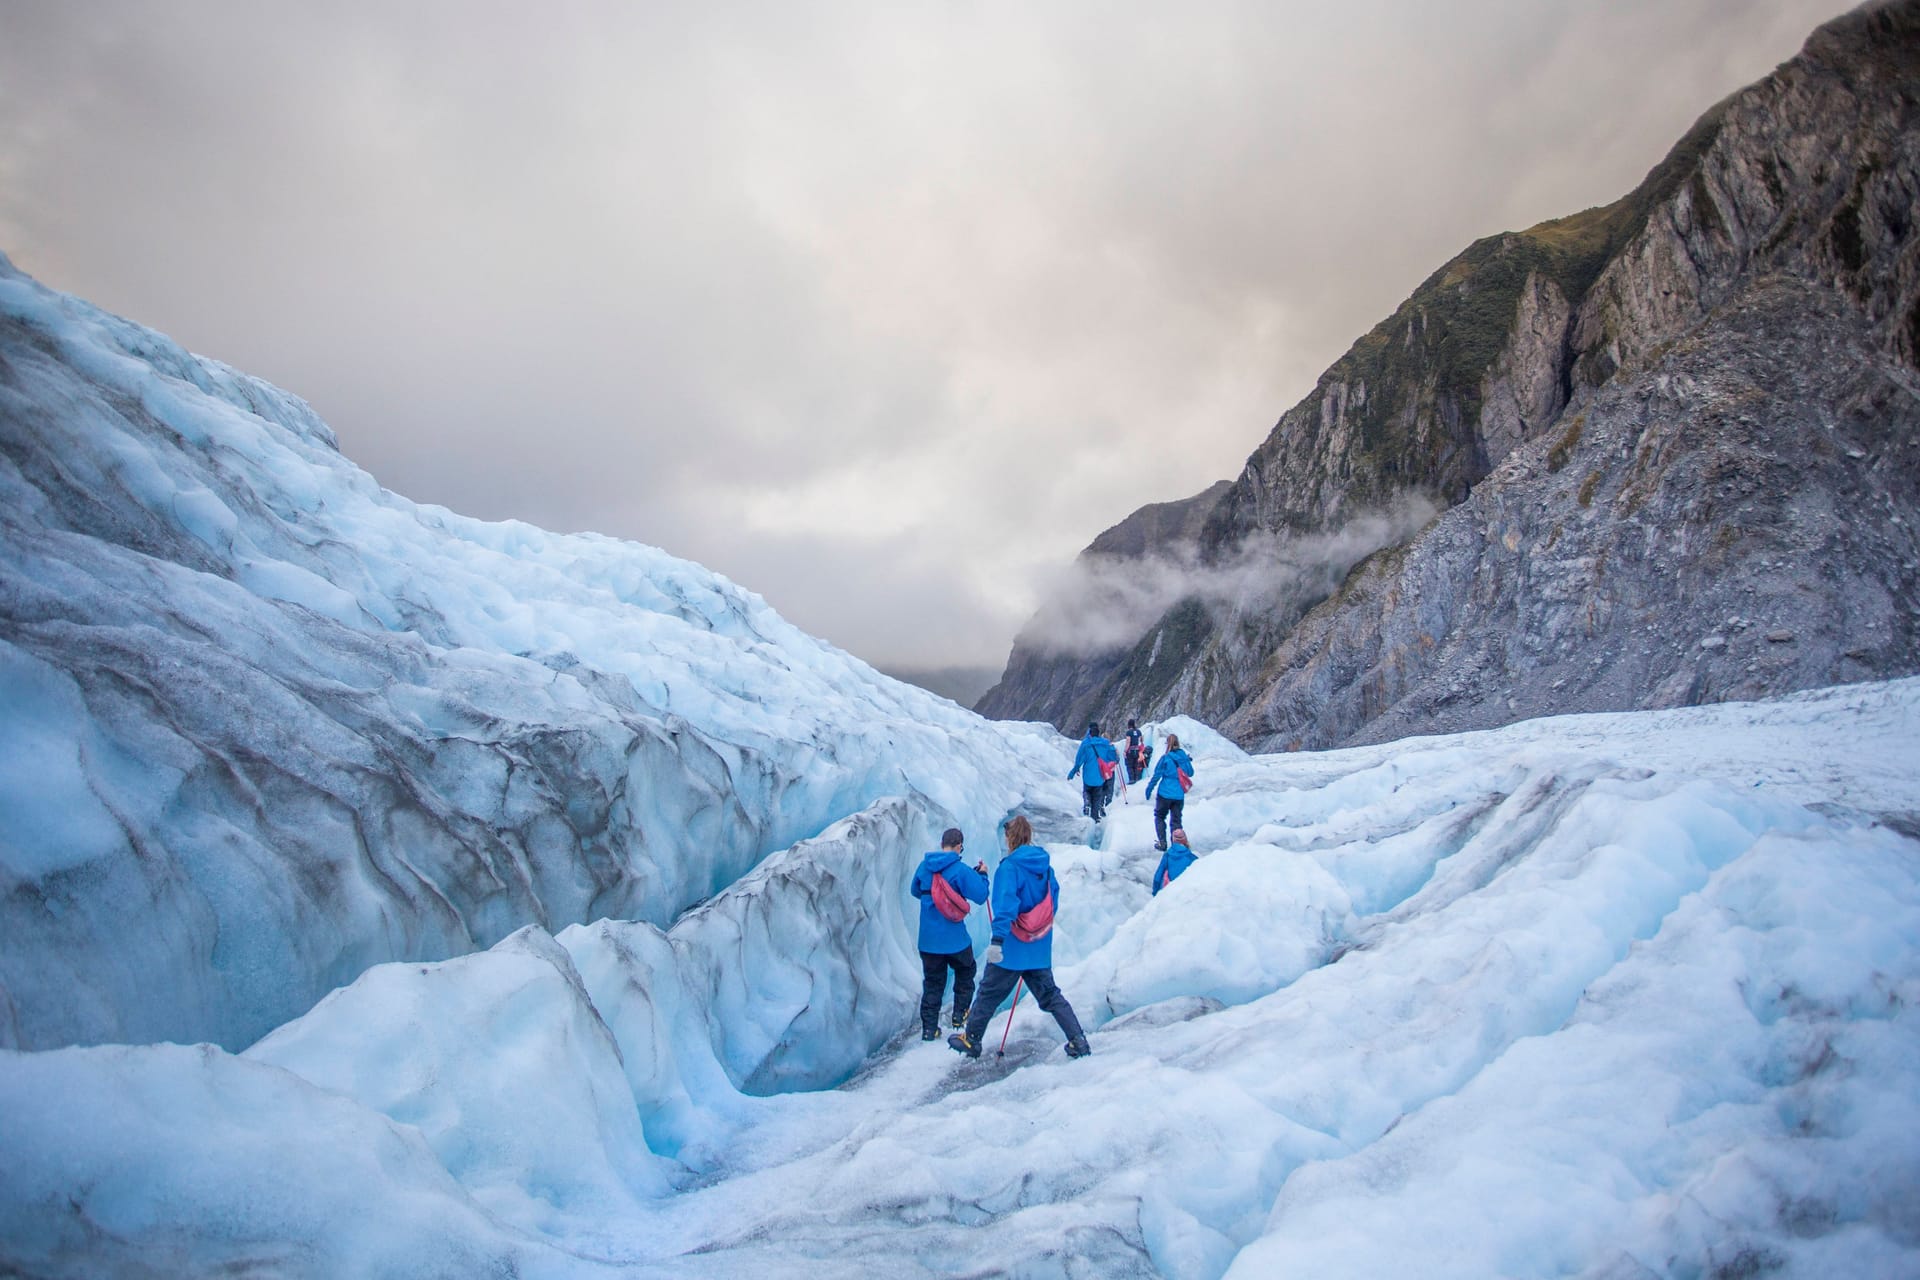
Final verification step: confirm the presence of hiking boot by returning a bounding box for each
[950,1007,969,1029]
[921,1027,940,1041]
[948,1032,981,1059]
[1064,1035,1092,1059]
[1154,841,1168,851]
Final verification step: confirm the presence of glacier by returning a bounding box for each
[3,256,1919,1277]
[0,251,1060,1053]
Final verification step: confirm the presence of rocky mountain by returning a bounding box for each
[975,479,1228,727]
[979,0,1920,747]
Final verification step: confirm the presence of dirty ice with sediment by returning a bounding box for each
[1,256,1918,1278]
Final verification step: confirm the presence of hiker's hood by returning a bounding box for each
[921,850,963,873]
[1003,843,1052,877]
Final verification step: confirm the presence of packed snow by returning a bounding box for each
[4,257,1920,1277]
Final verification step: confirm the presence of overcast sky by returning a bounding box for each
[0,0,1849,674]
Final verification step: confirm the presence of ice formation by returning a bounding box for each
[0,252,1059,1052]
[3,258,1919,1277]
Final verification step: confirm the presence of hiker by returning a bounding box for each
[1147,732,1195,851]
[1152,827,1197,894]
[949,815,1090,1060]
[1123,719,1151,784]
[910,828,990,1040]
[1069,721,1121,824]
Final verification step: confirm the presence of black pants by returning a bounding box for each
[920,948,977,1032]
[963,963,1085,1045]
[1154,795,1184,847]
[1085,782,1108,822]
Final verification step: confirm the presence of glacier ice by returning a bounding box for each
[3,255,1920,1277]
[0,252,1061,1052]
[7,680,1918,1278]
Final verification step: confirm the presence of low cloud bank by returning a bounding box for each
[1022,495,1439,657]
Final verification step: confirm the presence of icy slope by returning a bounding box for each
[0,253,1066,1051]
[5,681,1917,1278]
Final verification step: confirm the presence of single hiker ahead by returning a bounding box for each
[909,828,989,1040]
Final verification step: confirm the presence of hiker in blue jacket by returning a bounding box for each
[910,828,990,1040]
[949,814,1090,1060]
[1152,827,1197,894]
[1147,732,1195,851]
[1123,718,1150,784]
[1069,722,1121,824]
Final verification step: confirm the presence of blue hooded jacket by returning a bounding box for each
[910,851,989,954]
[987,842,1060,970]
[1152,840,1197,894]
[1148,748,1195,800]
[1069,734,1120,787]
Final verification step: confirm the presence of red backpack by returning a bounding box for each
[1098,756,1117,782]
[929,871,970,922]
[1010,883,1056,942]
[1177,766,1193,793]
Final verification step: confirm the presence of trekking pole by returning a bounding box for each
[996,978,1025,1058]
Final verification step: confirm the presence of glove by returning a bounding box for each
[985,942,1004,966]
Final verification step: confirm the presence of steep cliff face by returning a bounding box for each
[1225,275,1920,750]
[986,0,1920,743]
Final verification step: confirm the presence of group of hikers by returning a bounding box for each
[910,724,1198,1061]
[1070,719,1194,851]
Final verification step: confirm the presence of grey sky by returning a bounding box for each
[0,0,1848,672]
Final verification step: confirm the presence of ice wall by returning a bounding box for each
[0,255,1063,1051]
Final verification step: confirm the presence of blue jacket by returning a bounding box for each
[1069,734,1120,787]
[1152,841,1197,894]
[910,852,989,954]
[1148,748,1195,800]
[988,842,1060,970]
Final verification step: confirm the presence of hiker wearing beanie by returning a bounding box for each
[1152,827,1197,895]
[910,828,989,1040]
[1069,721,1121,824]
[1147,733,1195,851]
[949,815,1090,1060]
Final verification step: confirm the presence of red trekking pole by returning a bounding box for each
[996,978,1025,1057]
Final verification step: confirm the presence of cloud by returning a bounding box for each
[1018,495,1442,658]
[0,0,1850,669]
